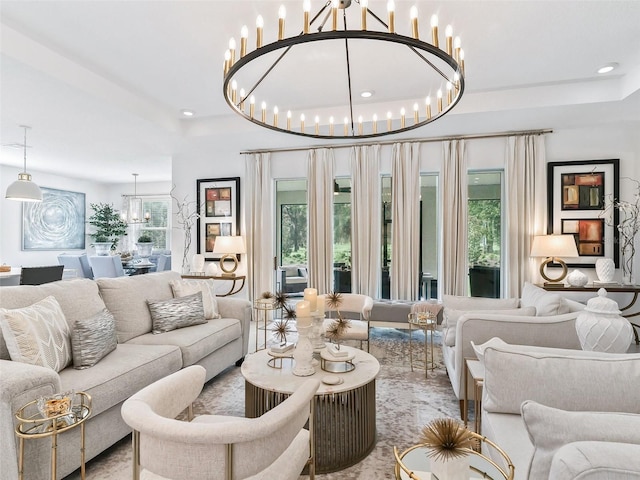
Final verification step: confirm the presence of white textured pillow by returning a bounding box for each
[170,279,220,319]
[442,306,536,346]
[0,295,72,372]
[443,295,520,311]
[521,401,640,479]
[521,282,570,316]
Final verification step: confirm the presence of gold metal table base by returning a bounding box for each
[245,379,377,473]
[408,313,437,377]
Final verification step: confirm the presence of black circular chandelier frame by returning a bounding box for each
[222,1,466,140]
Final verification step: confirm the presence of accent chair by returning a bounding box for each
[57,253,93,279]
[319,293,374,351]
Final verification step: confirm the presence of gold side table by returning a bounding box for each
[463,358,485,436]
[15,391,92,480]
[408,312,437,377]
[253,299,277,351]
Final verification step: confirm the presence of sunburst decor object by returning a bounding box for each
[222,1,466,139]
[282,305,297,321]
[260,291,274,300]
[325,317,351,342]
[420,418,473,461]
[274,291,289,309]
[326,291,343,310]
[272,318,293,344]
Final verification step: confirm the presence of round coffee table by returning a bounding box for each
[241,345,380,474]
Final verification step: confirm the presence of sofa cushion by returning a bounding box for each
[521,282,571,316]
[0,296,72,372]
[0,279,107,360]
[549,441,640,480]
[126,318,242,367]
[483,345,640,414]
[59,343,182,417]
[282,266,299,277]
[97,271,181,343]
[170,279,221,319]
[522,401,640,479]
[147,292,207,334]
[443,295,519,311]
[71,308,118,369]
[443,307,536,346]
[482,411,532,476]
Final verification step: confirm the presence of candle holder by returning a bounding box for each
[311,312,326,350]
[293,325,315,376]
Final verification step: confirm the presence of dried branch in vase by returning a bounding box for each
[420,418,473,461]
[171,186,203,274]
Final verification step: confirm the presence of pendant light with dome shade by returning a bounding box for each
[5,125,43,202]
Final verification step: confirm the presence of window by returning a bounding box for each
[468,171,503,298]
[276,180,308,266]
[334,178,351,292]
[127,197,171,250]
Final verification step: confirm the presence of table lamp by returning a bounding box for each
[530,234,579,287]
[212,236,245,277]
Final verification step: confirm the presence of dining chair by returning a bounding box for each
[57,253,94,279]
[89,255,126,278]
[19,265,65,285]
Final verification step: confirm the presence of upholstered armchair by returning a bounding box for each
[319,293,374,351]
[57,253,94,278]
[121,365,319,480]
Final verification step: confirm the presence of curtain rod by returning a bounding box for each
[239,128,553,155]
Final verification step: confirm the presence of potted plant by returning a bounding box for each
[136,234,154,266]
[88,203,128,253]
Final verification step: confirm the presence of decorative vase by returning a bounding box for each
[205,262,218,276]
[595,258,615,283]
[566,269,588,287]
[621,247,635,285]
[93,242,112,256]
[191,254,205,273]
[430,455,470,480]
[575,288,633,353]
[293,325,315,376]
[135,242,154,266]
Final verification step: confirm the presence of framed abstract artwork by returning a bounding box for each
[547,159,619,267]
[22,187,86,250]
[196,177,240,261]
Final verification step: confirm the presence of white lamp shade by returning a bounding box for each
[5,173,43,202]
[530,235,579,258]
[212,236,246,255]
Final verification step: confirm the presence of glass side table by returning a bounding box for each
[408,312,437,378]
[15,391,92,480]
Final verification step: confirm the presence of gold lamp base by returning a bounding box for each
[219,254,238,277]
[540,257,568,287]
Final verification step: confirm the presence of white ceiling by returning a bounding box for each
[1,1,639,183]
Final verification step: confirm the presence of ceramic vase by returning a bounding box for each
[621,247,635,285]
[191,254,205,273]
[293,325,315,376]
[135,242,154,266]
[567,269,588,287]
[93,242,112,256]
[205,262,218,276]
[595,258,615,283]
[575,288,633,353]
[430,455,470,480]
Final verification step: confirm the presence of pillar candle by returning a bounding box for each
[304,288,317,311]
[296,300,311,327]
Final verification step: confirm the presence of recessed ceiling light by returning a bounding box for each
[597,63,618,74]
[360,90,374,98]
[181,109,195,117]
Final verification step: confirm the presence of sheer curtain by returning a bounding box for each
[391,142,420,300]
[307,148,334,294]
[351,145,381,297]
[441,139,468,296]
[505,135,547,297]
[244,153,273,302]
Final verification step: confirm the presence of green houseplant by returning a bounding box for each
[137,234,153,243]
[88,203,128,252]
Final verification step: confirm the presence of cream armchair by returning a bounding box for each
[319,293,374,351]
[121,366,320,480]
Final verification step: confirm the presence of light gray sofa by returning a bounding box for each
[441,283,586,411]
[481,342,640,479]
[0,271,251,480]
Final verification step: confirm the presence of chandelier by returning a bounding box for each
[122,173,150,224]
[222,0,466,139]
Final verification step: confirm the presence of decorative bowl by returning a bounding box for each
[37,391,74,418]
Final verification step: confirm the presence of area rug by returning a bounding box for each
[65,327,460,480]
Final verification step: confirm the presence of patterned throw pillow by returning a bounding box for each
[71,308,117,369]
[147,292,207,334]
[170,279,221,319]
[0,295,72,372]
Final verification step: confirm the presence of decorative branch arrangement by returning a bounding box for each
[171,186,202,274]
[420,418,473,461]
[324,292,351,347]
[602,177,640,283]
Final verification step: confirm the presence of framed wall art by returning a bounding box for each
[196,177,240,260]
[547,159,619,267]
[23,187,86,250]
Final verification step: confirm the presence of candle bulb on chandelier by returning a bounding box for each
[410,6,419,39]
[223,50,231,76]
[373,114,378,133]
[459,49,465,76]
[358,115,363,135]
[256,15,264,48]
[447,82,453,105]
[425,96,432,119]
[228,38,236,65]
[278,5,286,40]
[239,88,246,110]
[300,114,305,133]
[249,95,255,119]
[331,0,338,31]
[344,117,349,136]
[303,0,311,34]
[240,26,248,57]
[387,111,392,131]
[231,80,237,104]
[144,211,151,221]
[445,25,453,56]
[413,103,419,123]
[454,36,461,62]
[261,101,267,123]
[273,106,279,127]
[400,107,406,128]
[387,1,395,33]
[315,116,320,135]
[329,116,334,136]
[454,72,461,92]
[361,0,368,30]
[437,89,443,112]
[287,110,292,130]
[431,15,439,48]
